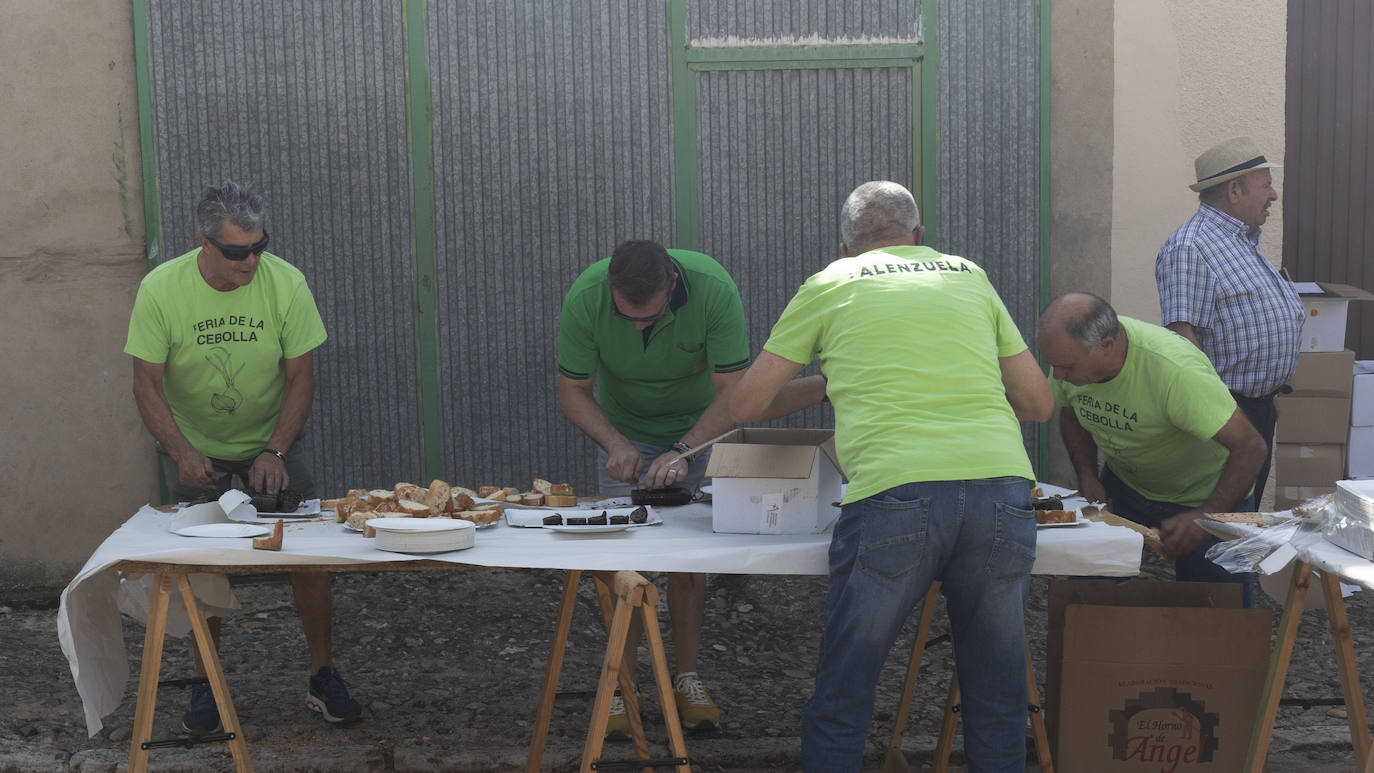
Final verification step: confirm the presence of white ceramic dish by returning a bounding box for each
[371,517,475,554]
[346,517,497,533]
[543,524,633,535]
[174,523,271,538]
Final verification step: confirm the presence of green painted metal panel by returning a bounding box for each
[130,0,162,272]
[920,0,939,248]
[669,0,700,250]
[404,0,443,483]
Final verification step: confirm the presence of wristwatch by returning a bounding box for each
[261,448,287,462]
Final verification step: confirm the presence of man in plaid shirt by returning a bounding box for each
[1156,137,1305,505]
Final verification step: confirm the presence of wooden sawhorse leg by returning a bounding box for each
[581,571,690,773]
[526,570,690,773]
[128,571,253,773]
[1245,561,1313,772]
[1246,564,1373,772]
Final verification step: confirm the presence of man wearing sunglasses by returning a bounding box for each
[125,181,362,734]
[556,239,752,738]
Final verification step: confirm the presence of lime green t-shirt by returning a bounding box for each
[124,249,327,460]
[557,250,750,446]
[763,245,1034,504]
[1050,316,1239,507]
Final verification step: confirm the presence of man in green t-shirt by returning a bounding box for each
[730,181,1054,772]
[557,239,773,736]
[1039,293,1267,605]
[125,181,360,733]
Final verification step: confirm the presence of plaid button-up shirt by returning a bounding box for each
[1156,203,1305,398]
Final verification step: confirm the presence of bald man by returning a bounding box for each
[1039,293,1267,605]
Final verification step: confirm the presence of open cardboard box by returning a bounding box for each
[704,428,844,534]
[1294,282,1374,353]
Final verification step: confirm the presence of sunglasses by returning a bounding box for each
[206,232,270,261]
[611,297,671,324]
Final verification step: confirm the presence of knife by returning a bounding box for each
[667,430,735,464]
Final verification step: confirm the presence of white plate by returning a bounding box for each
[544,523,634,534]
[1037,515,1086,528]
[345,517,497,533]
[174,523,271,538]
[369,517,472,533]
[510,506,659,528]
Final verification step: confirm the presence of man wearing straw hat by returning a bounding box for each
[1155,137,1305,506]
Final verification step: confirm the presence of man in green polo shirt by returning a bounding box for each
[1039,293,1267,606]
[557,239,755,736]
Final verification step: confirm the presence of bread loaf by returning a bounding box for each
[252,520,284,551]
[544,494,578,507]
[426,480,452,516]
[522,492,545,506]
[394,482,427,503]
[532,478,554,495]
[398,499,430,517]
[550,483,575,496]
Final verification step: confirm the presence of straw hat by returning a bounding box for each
[1189,136,1281,192]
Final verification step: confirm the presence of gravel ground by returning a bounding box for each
[3,549,1374,772]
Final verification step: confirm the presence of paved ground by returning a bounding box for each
[3,544,1374,772]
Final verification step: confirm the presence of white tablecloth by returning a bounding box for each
[59,501,1142,735]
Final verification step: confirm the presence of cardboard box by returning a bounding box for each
[1295,282,1374,352]
[704,428,843,534]
[1049,580,1270,773]
[1057,605,1271,772]
[1274,443,1346,486]
[1350,426,1374,478]
[1274,484,1337,510]
[1275,394,1351,443]
[1353,360,1374,426]
[1287,349,1355,396]
[1046,580,1244,751]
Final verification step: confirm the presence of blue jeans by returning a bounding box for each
[1100,465,1255,607]
[801,477,1037,773]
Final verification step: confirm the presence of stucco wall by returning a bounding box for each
[1111,0,1287,323]
[1046,0,1114,486]
[0,2,155,589]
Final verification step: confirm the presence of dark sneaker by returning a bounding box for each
[181,682,221,735]
[306,666,362,724]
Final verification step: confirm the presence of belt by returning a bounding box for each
[1230,384,1292,402]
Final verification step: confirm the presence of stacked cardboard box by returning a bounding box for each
[1274,349,1355,509]
[1349,361,1374,478]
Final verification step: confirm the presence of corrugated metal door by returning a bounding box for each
[134,1,1045,495]
[1285,0,1374,358]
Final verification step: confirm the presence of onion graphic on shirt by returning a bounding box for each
[205,346,244,415]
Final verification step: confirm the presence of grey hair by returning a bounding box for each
[1065,294,1122,349]
[196,181,267,238]
[840,181,921,255]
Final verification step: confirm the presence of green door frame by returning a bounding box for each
[667,0,940,251]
